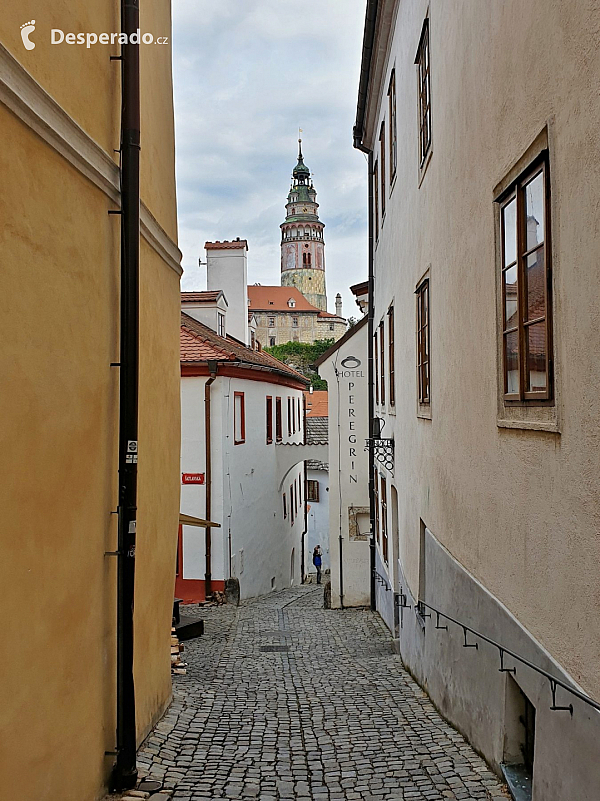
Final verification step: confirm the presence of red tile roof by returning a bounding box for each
[248,285,322,313]
[304,391,328,417]
[205,240,248,250]
[180,313,308,383]
[181,291,224,303]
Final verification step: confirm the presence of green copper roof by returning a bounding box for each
[293,156,310,177]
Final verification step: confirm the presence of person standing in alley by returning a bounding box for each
[313,545,322,584]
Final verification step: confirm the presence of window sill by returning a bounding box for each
[418,147,433,187]
[497,418,560,434]
[417,404,431,420]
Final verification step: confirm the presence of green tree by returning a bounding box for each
[264,339,334,390]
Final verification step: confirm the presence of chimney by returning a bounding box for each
[205,239,249,344]
[335,293,342,318]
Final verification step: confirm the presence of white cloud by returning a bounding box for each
[172,0,368,319]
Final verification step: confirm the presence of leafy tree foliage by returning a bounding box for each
[264,339,334,390]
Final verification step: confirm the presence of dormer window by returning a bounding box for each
[288,299,296,308]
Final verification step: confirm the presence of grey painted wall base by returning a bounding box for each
[382,531,600,801]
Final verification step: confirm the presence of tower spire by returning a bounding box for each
[280,141,327,312]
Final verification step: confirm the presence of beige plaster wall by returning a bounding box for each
[0,1,180,797]
[368,0,600,699]
[256,313,346,347]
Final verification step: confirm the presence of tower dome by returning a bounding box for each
[280,139,327,312]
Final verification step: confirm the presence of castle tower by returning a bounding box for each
[280,140,327,311]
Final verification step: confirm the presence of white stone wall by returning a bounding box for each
[306,466,330,577]
[318,322,370,608]
[180,373,305,599]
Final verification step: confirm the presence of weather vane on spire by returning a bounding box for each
[298,127,303,159]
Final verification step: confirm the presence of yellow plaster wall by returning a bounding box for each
[0,0,180,797]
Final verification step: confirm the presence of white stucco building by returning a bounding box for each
[352,1,600,798]
[178,240,311,602]
[316,317,370,608]
[304,396,330,581]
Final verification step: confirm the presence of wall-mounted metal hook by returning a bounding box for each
[498,648,516,674]
[462,626,478,649]
[549,679,573,715]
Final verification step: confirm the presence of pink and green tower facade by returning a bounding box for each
[280,141,328,312]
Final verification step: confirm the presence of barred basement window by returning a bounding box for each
[499,157,552,402]
[307,480,319,502]
[415,18,432,169]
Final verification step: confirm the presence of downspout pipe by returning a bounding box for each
[353,146,375,612]
[111,0,140,791]
[366,151,376,612]
[204,363,218,598]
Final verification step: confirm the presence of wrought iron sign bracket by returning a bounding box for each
[365,438,394,471]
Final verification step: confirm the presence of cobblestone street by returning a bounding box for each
[138,587,509,801]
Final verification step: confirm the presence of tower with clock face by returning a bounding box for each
[280,141,327,311]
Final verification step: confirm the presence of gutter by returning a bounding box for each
[353,0,379,151]
[204,362,218,598]
[111,0,140,790]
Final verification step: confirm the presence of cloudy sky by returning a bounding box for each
[172,0,368,319]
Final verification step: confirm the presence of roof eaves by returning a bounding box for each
[314,315,368,367]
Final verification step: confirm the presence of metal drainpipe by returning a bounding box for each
[354,144,375,612]
[111,0,140,791]
[204,362,218,599]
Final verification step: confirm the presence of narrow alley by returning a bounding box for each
[137,588,509,801]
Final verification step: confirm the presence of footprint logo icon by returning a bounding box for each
[20,20,36,50]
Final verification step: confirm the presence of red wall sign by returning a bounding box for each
[182,473,205,484]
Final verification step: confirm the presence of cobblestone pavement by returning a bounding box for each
[138,586,509,801]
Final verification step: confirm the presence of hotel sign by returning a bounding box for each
[336,355,365,485]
